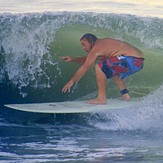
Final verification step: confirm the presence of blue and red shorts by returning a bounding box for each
[98,56,144,79]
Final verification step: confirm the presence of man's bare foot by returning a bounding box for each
[87,97,107,105]
[120,93,131,101]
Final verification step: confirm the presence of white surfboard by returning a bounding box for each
[4,98,141,114]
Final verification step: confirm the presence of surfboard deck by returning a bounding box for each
[4,98,141,114]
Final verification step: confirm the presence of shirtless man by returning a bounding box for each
[61,34,144,104]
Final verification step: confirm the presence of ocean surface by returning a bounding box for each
[0,1,163,162]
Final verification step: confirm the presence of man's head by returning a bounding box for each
[80,33,98,52]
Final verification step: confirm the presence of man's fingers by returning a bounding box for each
[62,81,74,93]
[60,56,68,61]
[62,86,67,93]
[60,56,72,62]
[68,86,71,93]
[62,87,70,93]
[60,56,66,60]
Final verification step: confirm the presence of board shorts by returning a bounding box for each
[98,55,144,79]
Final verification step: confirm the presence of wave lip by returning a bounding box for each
[0,1,163,18]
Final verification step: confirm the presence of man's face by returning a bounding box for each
[80,39,91,53]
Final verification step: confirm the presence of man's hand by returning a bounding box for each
[60,56,73,62]
[62,80,74,93]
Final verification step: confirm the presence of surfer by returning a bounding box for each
[61,34,144,104]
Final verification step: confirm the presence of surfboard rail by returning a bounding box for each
[4,98,141,114]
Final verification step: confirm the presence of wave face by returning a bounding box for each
[0,12,163,104]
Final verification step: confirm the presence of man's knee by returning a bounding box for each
[113,76,122,81]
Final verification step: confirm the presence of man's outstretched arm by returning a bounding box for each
[60,56,87,64]
[62,52,98,93]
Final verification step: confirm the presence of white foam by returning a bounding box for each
[91,85,163,131]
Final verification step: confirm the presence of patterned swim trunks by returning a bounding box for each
[98,56,144,79]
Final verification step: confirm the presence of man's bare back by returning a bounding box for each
[93,38,144,59]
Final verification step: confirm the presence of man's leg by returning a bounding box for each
[113,76,131,100]
[87,64,107,104]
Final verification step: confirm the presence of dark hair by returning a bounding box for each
[80,33,98,47]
